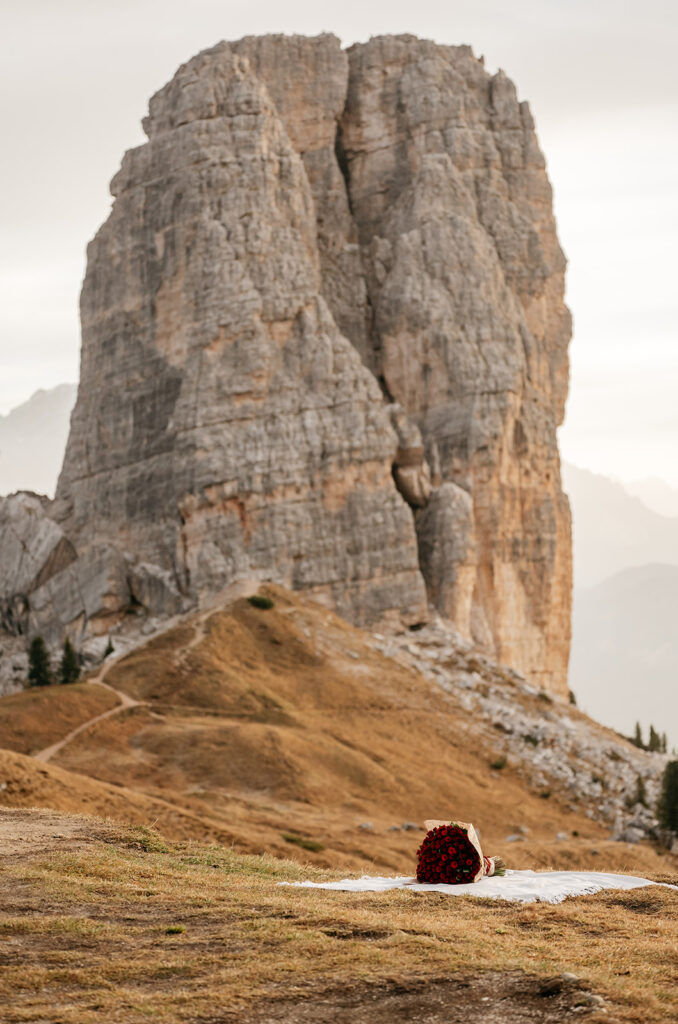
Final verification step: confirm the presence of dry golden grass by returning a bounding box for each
[1,586,676,1021]
[0,681,117,755]
[0,748,243,844]
[1,586,676,885]
[0,589,638,865]
[0,810,676,1024]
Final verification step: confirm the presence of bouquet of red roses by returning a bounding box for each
[416,820,506,885]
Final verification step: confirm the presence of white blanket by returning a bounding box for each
[281,869,678,904]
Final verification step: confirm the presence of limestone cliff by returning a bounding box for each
[5,34,572,694]
[340,37,572,690]
[54,42,427,630]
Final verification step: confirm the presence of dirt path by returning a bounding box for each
[241,974,591,1023]
[32,578,261,764]
[172,606,213,669]
[33,678,146,764]
[169,577,260,670]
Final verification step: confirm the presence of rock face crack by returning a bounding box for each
[3,33,572,695]
[333,119,353,216]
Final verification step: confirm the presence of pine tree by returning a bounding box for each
[28,636,52,687]
[58,638,80,685]
[657,760,678,832]
[648,725,661,753]
[633,722,644,749]
[661,733,668,755]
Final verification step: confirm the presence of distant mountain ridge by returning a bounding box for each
[0,384,76,498]
[562,463,678,746]
[626,477,678,518]
[569,562,678,749]
[563,462,678,589]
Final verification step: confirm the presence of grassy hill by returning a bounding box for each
[0,585,670,873]
[0,808,676,1023]
[1,587,676,1021]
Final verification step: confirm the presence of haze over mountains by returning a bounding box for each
[570,563,678,749]
[625,477,678,519]
[561,462,678,747]
[0,383,76,497]
[562,462,678,589]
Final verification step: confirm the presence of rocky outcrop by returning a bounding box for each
[0,494,135,643]
[53,42,427,632]
[338,37,572,692]
[229,35,373,368]
[389,406,433,509]
[0,494,75,637]
[416,484,477,640]
[4,34,572,694]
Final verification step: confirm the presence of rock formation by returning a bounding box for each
[336,37,572,690]
[54,41,427,632]
[3,34,572,694]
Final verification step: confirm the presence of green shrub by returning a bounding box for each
[490,756,507,771]
[247,594,275,610]
[568,689,577,705]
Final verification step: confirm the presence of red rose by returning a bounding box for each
[416,824,481,884]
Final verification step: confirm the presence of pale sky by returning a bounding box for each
[1,0,677,483]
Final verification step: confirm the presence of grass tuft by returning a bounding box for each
[282,832,325,852]
[247,594,275,610]
[120,825,169,854]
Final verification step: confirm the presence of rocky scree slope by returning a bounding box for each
[372,618,671,846]
[1,34,571,696]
